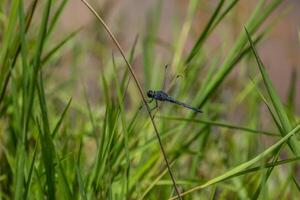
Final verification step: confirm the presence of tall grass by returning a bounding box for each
[0,0,299,199]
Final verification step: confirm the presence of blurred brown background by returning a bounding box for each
[56,0,299,113]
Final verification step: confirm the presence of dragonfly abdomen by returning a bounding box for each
[166,97,202,113]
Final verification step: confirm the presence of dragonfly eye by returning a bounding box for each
[147,90,153,98]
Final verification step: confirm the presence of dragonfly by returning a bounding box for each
[146,65,202,113]
[147,90,202,113]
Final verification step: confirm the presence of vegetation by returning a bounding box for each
[0,0,299,199]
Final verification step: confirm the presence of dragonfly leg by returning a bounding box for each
[147,98,154,104]
[139,98,153,110]
[150,100,158,112]
[138,103,143,110]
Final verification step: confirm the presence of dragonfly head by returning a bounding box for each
[147,90,154,98]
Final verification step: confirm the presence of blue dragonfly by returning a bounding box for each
[146,65,202,113]
[147,90,202,112]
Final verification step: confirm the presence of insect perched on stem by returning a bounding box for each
[147,90,202,113]
[146,65,202,113]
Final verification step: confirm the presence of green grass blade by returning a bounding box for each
[251,147,281,199]
[51,98,72,138]
[0,0,19,103]
[159,116,278,137]
[24,142,38,199]
[287,68,297,115]
[172,0,199,68]
[47,0,69,36]
[195,0,282,108]
[100,71,110,107]
[18,0,29,140]
[169,124,300,199]
[140,161,176,200]
[210,0,239,31]
[292,177,300,192]
[251,79,284,133]
[185,0,225,64]
[14,1,29,198]
[165,157,300,190]
[245,27,300,155]
[142,0,162,89]
[36,118,55,200]
[83,85,97,135]
[129,34,139,64]
[33,167,45,199]
[112,54,130,197]
[56,153,72,199]
[120,34,139,93]
[0,0,37,106]
[41,28,81,65]
[0,0,19,70]
[14,146,26,200]
[33,0,52,72]
[76,164,87,200]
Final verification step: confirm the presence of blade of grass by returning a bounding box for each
[41,28,82,65]
[80,0,182,198]
[82,85,97,138]
[47,0,69,37]
[169,124,300,199]
[24,141,38,199]
[14,0,30,198]
[245,27,300,155]
[36,72,56,199]
[23,0,52,152]
[51,98,72,138]
[100,69,111,107]
[33,167,45,199]
[76,164,88,200]
[112,53,130,197]
[0,0,19,107]
[195,0,282,108]
[18,0,31,144]
[0,0,38,106]
[14,145,26,200]
[0,0,19,83]
[129,153,160,191]
[250,78,293,197]
[251,142,282,199]
[34,9,59,191]
[287,68,297,117]
[250,78,284,134]
[165,157,300,189]
[210,0,239,32]
[142,1,162,89]
[292,177,300,192]
[245,28,300,196]
[184,0,225,64]
[158,115,278,137]
[56,152,72,199]
[139,161,176,200]
[171,0,199,68]
[36,117,55,200]
[86,103,121,197]
[120,34,139,93]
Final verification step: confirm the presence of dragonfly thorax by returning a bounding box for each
[147,90,169,101]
